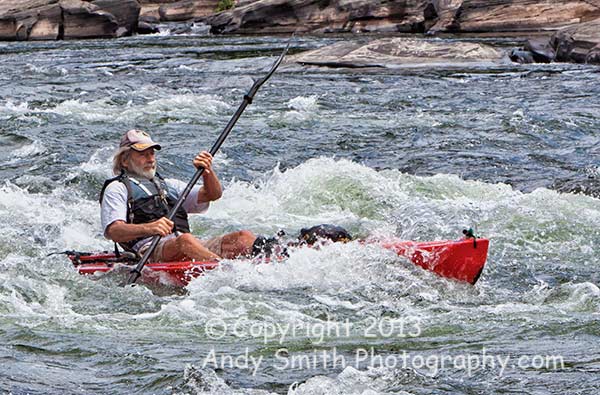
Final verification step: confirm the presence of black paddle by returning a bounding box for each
[127,41,290,285]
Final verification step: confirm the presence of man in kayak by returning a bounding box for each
[100,129,257,262]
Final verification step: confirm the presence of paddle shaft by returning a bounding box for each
[127,43,289,285]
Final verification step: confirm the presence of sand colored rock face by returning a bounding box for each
[203,0,600,34]
[291,37,507,68]
[0,0,141,40]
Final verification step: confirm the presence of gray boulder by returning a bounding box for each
[92,0,141,36]
[551,17,600,63]
[290,37,507,68]
[524,37,555,63]
[509,48,535,64]
[137,20,159,33]
[588,44,600,63]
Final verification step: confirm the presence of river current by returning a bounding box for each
[0,31,599,394]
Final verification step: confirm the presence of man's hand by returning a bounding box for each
[193,150,222,202]
[145,217,174,237]
[193,151,214,174]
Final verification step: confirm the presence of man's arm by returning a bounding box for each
[193,151,222,203]
[106,218,174,243]
[101,181,175,243]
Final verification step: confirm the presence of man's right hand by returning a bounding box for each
[145,217,174,237]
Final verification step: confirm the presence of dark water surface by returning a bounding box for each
[0,32,599,394]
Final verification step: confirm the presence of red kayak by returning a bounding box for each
[378,238,489,284]
[68,237,488,287]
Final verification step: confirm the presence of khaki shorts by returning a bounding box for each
[138,233,225,262]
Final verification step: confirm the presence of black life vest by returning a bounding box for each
[99,171,191,252]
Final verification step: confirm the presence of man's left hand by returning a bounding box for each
[193,151,213,174]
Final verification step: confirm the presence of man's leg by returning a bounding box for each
[202,230,256,259]
[160,233,220,261]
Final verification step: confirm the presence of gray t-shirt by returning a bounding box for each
[101,178,209,250]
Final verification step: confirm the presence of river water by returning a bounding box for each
[0,31,599,394]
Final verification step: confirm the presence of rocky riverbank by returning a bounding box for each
[0,0,141,40]
[1,0,599,65]
[203,0,600,35]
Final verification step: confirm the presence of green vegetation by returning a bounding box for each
[216,0,235,12]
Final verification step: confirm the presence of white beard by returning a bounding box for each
[127,160,156,179]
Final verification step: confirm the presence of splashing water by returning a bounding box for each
[0,34,598,394]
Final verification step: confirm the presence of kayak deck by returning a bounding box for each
[69,238,489,287]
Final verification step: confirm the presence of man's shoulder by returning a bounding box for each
[102,178,128,200]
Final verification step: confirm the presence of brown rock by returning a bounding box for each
[159,0,218,21]
[203,0,600,35]
[29,4,62,40]
[92,0,141,36]
[426,0,600,34]
[15,17,37,40]
[455,0,600,32]
[588,44,600,63]
[0,0,142,40]
[509,48,536,63]
[139,1,178,22]
[0,0,62,40]
[291,37,506,68]
[140,5,161,22]
[61,0,119,39]
[137,20,159,34]
[552,17,600,63]
[425,0,462,33]
[524,37,555,62]
[204,0,428,34]
[0,17,17,40]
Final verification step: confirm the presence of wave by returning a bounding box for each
[0,93,231,125]
[0,157,597,333]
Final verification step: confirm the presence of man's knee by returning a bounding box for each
[219,230,256,258]
[232,230,256,245]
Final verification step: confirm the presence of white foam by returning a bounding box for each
[0,182,101,252]
[1,156,598,344]
[540,282,600,313]
[77,146,115,179]
[1,140,47,166]
[0,100,30,117]
[270,95,321,125]
[11,140,46,157]
[288,95,319,112]
[42,94,230,123]
[289,366,414,395]
[24,63,68,77]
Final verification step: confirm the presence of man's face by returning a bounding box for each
[125,148,157,179]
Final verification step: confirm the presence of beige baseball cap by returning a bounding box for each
[120,129,161,152]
